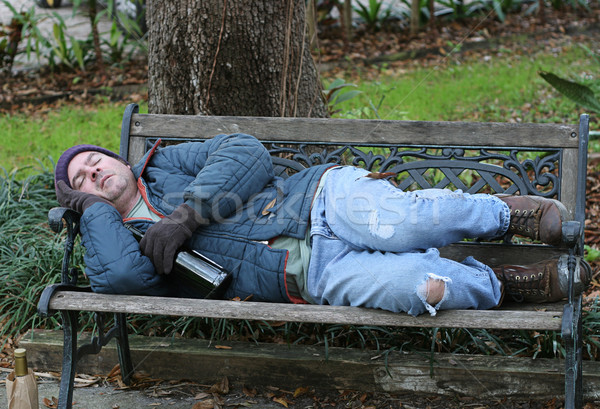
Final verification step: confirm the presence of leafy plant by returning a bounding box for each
[490,0,518,22]
[539,71,600,114]
[0,0,51,67]
[585,245,600,263]
[436,0,468,19]
[322,78,362,116]
[0,165,66,340]
[103,21,134,64]
[397,0,430,26]
[539,45,599,113]
[47,13,93,70]
[353,0,393,31]
[1,0,146,72]
[582,297,600,361]
[0,6,24,72]
[77,0,147,65]
[110,0,147,40]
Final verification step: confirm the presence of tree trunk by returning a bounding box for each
[410,0,420,35]
[428,0,435,30]
[343,0,353,43]
[87,0,105,73]
[147,0,327,117]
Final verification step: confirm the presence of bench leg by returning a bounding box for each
[115,313,134,384]
[563,294,584,409]
[57,310,78,409]
[55,311,134,409]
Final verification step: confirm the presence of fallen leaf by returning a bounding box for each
[192,400,215,409]
[209,377,229,394]
[106,364,121,378]
[243,386,257,397]
[273,396,292,408]
[363,172,397,180]
[215,345,232,350]
[293,386,309,397]
[42,397,58,408]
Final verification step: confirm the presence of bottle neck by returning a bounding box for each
[14,349,28,377]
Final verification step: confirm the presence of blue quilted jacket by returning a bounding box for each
[77,134,332,302]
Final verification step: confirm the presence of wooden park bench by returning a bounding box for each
[38,103,590,409]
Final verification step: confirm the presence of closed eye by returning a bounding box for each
[74,175,84,190]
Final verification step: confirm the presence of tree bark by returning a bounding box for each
[410,0,420,35]
[87,0,105,73]
[147,0,327,117]
[343,0,353,42]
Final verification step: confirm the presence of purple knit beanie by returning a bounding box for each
[55,145,127,189]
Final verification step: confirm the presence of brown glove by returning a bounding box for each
[140,204,207,275]
[55,180,112,213]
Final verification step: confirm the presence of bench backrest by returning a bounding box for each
[120,104,589,266]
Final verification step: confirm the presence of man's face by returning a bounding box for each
[67,151,137,206]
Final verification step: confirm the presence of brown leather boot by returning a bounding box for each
[496,194,568,245]
[493,255,591,303]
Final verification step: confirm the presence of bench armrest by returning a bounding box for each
[37,283,92,317]
[49,207,81,234]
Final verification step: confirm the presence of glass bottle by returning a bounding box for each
[14,349,28,377]
[9,348,39,409]
[125,224,232,299]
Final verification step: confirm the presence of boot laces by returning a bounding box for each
[510,208,540,235]
[500,267,546,302]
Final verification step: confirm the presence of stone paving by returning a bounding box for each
[1,368,319,409]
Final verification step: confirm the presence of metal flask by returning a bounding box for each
[126,225,232,299]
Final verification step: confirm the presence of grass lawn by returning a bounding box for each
[327,38,598,133]
[0,100,148,176]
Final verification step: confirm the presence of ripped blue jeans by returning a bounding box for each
[307,166,509,316]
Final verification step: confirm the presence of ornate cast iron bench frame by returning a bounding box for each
[38,103,590,409]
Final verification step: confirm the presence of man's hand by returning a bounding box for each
[55,180,112,213]
[140,204,206,275]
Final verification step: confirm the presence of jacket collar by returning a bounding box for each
[128,139,165,220]
[131,139,162,179]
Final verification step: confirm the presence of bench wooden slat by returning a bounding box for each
[438,242,567,266]
[129,115,579,148]
[49,291,563,331]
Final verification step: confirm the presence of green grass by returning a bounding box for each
[0,99,148,175]
[330,41,597,127]
[0,166,65,340]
